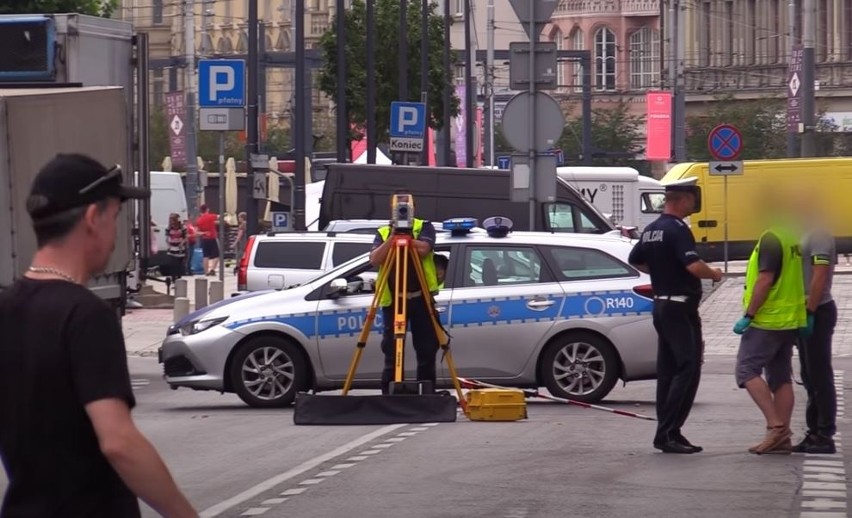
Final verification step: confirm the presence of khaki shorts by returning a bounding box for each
[735,327,797,391]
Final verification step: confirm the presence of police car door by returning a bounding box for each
[313,258,386,381]
[447,243,564,378]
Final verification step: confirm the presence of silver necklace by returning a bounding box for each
[28,266,79,284]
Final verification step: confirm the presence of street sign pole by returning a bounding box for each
[527,0,536,229]
[707,123,745,274]
[724,174,729,273]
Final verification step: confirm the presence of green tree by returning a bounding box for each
[556,100,644,167]
[0,0,118,16]
[318,0,460,143]
[149,108,170,168]
[685,95,787,160]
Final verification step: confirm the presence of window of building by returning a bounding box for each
[570,28,584,92]
[594,26,617,91]
[217,37,233,54]
[629,27,659,90]
[455,0,464,15]
[553,28,564,91]
[152,69,164,109]
[152,0,163,24]
[726,1,734,66]
[700,1,711,66]
[748,0,757,65]
[818,0,828,62]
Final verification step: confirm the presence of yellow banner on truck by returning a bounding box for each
[661,157,852,262]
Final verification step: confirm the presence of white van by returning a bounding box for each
[556,167,665,231]
[149,171,189,254]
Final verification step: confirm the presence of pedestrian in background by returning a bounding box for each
[0,154,196,517]
[733,191,805,455]
[793,198,838,454]
[164,212,187,278]
[628,178,722,454]
[196,204,220,276]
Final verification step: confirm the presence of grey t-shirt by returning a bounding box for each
[801,228,835,306]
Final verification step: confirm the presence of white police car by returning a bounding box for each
[158,217,657,408]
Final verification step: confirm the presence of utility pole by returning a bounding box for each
[670,0,686,162]
[294,0,306,230]
[398,0,408,165]
[787,0,798,157]
[420,0,429,165]
[183,0,200,218]
[246,0,260,235]
[441,0,451,166]
[366,0,376,164]
[463,0,474,167]
[801,0,816,157]
[336,0,348,163]
[486,0,495,167]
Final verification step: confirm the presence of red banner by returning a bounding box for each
[646,91,672,161]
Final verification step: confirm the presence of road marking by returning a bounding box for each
[261,498,288,505]
[316,470,341,477]
[397,432,419,437]
[280,488,307,496]
[346,456,369,461]
[386,437,407,442]
[374,443,395,449]
[240,508,269,516]
[131,378,150,389]
[200,424,406,517]
[331,463,357,469]
[799,371,847,518]
[360,449,382,455]
[299,478,324,486]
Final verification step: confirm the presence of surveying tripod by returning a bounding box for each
[341,230,469,416]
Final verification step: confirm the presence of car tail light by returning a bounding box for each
[238,235,255,291]
[633,284,654,300]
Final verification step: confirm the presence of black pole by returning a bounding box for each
[245,0,260,235]
[366,0,376,164]
[581,52,593,165]
[420,0,429,165]
[442,0,451,166]
[463,0,474,167]
[294,0,306,230]
[336,0,348,162]
[399,0,408,101]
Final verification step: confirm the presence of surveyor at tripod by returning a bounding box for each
[369,193,440,395]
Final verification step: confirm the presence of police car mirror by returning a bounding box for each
[330,278,348,292]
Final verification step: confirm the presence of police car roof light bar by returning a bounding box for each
[442,217,478,236]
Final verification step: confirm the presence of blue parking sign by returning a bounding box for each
[272,211,290,231]
[390,102,427,139]
[198,60,246,107]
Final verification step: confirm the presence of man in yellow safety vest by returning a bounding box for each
[733,200,806,455]
[369,195,440,394]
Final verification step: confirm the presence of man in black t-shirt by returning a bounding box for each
[0,154,197,517]
[629,178,723,454]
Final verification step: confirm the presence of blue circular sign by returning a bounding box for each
[707,124,743,161]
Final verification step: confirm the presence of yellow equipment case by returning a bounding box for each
[465,388,528,422]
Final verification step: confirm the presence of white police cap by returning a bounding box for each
[483,216,513,237]
[662,177,699,192]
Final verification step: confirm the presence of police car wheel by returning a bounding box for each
[230,337,307,408]
[540,332,618,404]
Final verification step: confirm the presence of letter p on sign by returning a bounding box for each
[399,107,418,132]
[210,65,235,100]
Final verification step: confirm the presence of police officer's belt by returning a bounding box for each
[654,295,690,302]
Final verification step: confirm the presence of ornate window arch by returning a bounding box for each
[593,26,617,91]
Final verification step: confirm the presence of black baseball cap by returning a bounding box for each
[26,153,150,221]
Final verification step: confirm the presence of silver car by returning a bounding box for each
[159,230,657,408]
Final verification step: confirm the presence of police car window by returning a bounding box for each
[332,242,374,266]
[545,246,635,281]
[464,247,542,286]
[641,193,665,213]
[253,241,325,269]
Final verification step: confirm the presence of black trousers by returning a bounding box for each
[380,295,439,394]
[798,300,838,437]
[652,299,703,445]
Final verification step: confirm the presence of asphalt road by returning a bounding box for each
[2,356,848,517]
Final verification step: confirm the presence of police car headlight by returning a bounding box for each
[180,317,228,336]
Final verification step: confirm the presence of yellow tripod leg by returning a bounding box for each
[410,248,469,417]
[393,236,409,385]
[341,245,396,395]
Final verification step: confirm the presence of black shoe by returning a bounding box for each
[792,432,817,453]
[674,434,703,453]
[654,440,698,454]
[803,434,836,454]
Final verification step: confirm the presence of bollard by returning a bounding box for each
[173,297,190,323]
[174,278,188,299]
[194,277,208,310]
[209,280,224,304]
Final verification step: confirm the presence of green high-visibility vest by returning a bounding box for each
[377,219,439,307]
[743,227,806,330]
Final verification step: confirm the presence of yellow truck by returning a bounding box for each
[661,157,852,262]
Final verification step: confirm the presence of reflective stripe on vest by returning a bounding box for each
[377,219,438,307]
[743,227,806,330]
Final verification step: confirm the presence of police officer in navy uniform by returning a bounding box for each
[628,178,723,454]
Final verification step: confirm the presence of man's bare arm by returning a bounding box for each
[411,239,432,257]
[744,271,774,317]
[86,399,197,518]
[807,264,829,313]
[369,238,392,267]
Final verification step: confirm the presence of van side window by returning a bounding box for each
[545,202,605,234]
[332,242,374,266]
[253,242,325,269]
[641,193,665,213]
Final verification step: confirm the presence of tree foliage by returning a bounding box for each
[0,0,118,16]
[556,100,645,167]
[318,0,459,142]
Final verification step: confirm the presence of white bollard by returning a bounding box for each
[174,278,188,299]
[195,278,208,309]
[173,297,190,323]
[209,280,224,304]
